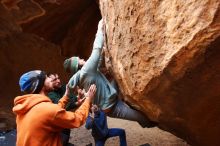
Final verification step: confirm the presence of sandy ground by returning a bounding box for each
[69,117,190,146]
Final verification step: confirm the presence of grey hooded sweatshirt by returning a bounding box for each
[68,23,117,110]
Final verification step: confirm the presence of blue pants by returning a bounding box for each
[60,129,70,146]
[95,128,127,146]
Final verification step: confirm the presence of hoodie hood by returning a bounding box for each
[13,94,51,115]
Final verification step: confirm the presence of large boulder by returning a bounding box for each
[100,0,220,145]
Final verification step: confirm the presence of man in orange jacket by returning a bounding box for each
[13,70,96,146]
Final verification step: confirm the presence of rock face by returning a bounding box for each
[21,0,101,58]
[100,0,220,146]
[0,1,64,130]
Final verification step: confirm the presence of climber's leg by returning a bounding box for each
[107,100,157,128]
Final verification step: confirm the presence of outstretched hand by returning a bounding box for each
[64,84,71,97]
[85,84,96,102]
[98,19,104,32]
[64,84,79,98]
[76,88,86,106]
[77,87,85,99]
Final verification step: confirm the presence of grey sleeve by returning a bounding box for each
[81,27,104,73]
[68,72,80,89]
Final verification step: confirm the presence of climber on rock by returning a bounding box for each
[63,19,157,128]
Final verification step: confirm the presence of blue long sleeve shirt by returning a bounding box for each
[68,26,117,110]
[85,110,109,140]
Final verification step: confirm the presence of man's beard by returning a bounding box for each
[54,84,62,90]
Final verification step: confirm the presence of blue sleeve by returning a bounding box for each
[85,116,94,129]
[81,26,104,73]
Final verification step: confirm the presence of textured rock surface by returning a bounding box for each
[1,0,101,58]
[100,0,220,146]
[0,2,65,130]
[21,0,101,58]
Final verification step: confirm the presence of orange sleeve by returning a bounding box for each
[53,98,91,128]
[57,95,69,108]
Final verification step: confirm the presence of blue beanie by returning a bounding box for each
[19,70,46,94]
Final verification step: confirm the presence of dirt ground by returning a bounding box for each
[69,117,190,146]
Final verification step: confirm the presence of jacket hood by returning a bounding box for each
[13,94,51,115]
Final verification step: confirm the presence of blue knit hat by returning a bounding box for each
[63,56,79,74]
[19,70,46,94]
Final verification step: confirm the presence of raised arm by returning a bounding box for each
[81,19,104,73]
[54,98,90,128]
[68,71,81,90]
[53,85,96,128]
